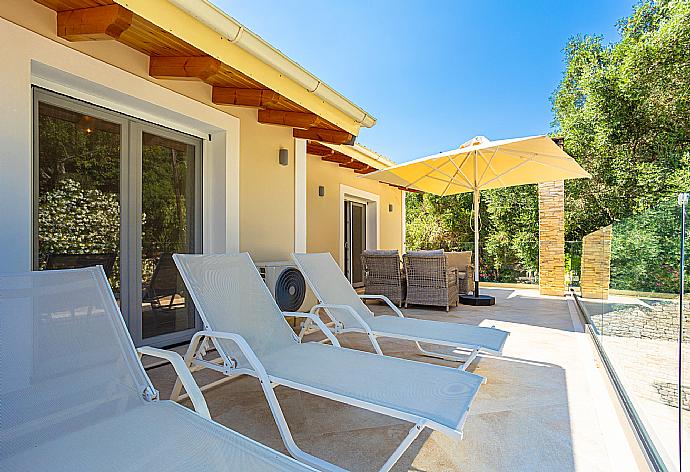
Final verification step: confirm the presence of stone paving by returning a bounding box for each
[144,288,646,472]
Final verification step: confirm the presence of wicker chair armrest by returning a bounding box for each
[447,267,458,287]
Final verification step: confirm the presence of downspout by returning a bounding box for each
[167,0,376,129]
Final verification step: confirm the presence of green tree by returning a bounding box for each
[552,0,690,240]
[406,0,690,288]
[610,200,680,292]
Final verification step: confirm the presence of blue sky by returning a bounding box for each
[215,1,635,163]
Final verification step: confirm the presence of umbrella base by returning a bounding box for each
[459,294,495,306]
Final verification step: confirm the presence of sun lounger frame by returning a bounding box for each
[172,254,476,472]
[292,253,508,371]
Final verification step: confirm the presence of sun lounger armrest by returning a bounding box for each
[137,346,211,420]
[310,303,373,332]
[358,294,405,318]
[193,330,272,381]
[283,312,341,347]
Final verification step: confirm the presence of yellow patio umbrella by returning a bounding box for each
[363,135,591,305]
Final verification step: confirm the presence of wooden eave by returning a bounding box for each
[306,140,382,177]
[34,0,355,144]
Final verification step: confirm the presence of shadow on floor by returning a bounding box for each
[381,287,580,334]
[147,338,575,472]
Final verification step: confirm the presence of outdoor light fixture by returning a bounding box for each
[318,185,325,197]
[78,115,94,134]
[389,204,394,212]
[278,148,289,166]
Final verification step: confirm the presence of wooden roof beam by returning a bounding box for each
[354,165,378,174]
[340,160,368,171]
[321,154,351,164]
[306,141,335,157]
[388,183,422,193]
[258,110,320,129]
[57,4,133,41]
[293,128,355,145]
[213,87,289,108]
[149,56,222,82]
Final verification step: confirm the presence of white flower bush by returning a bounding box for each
[38,178,120,266]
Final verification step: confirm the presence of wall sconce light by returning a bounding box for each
[278,148,289,166]
[318,185,325,197]
[389,204,394,212]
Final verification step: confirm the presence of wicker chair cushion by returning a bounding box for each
[362,250,399,256]
[405,250,444,257]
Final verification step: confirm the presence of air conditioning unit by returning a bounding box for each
[255,261,307,312]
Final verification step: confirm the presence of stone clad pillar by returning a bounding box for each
[538,180,565,296]
[580,225,612,299]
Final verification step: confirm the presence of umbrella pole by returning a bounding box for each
[459,187,495,306]
[473,188,480,297]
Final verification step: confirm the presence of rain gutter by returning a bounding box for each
[167,0,376,129]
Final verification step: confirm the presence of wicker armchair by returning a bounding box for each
[361,249,406,306]
[403,250,458,311]
[445,251,473,295]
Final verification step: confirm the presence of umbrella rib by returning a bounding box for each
[447,154,475,189]
[499,148,589,175]
[417,160,471,190]
[528,157,590,175]
[495,147,578,161]
[479,159,533,188]
[404,159,455,189]
[476,148,500,187]
[441,168,461,196]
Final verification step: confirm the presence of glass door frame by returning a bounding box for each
[344,199,367,287]
[128,121,203,347]
[32,88,203,347]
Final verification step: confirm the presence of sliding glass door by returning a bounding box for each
[138,127,200,341]
[34,89,202,346]
[344,200,367,286]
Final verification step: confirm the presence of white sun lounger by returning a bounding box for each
[172,253,485,472]
[0,267,316,472]
[292,252,509,370]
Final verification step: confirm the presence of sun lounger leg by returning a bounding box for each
[414,341,480,368]
[461,348,480,371]
[196,330,348,472]
[256,373,348,472]
[378,420,427,472]
[171,332,205,401]
[368,333,384,355]
[297,317,313,342]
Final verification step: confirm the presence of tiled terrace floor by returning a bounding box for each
[145,288,648,472]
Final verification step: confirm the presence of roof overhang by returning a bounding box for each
[319,142,395,170]
[306,140,417,192]
[34,0,376,143]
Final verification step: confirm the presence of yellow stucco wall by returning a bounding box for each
[236,112,296,262]
[306,155,403,267]
[1,0,400,267]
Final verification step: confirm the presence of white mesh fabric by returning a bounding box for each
[0,267,315,472]
[1,401,313,472]
[0,268,150,460]
[173,253,297,360]
[292,253,374,328]
[367,316,509,354]
[261,343,483,433]
[175,253,483,435]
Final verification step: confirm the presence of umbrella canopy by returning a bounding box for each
[363,135,591,303]
[364,135,590,195]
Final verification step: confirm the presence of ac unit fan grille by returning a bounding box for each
[275,267,306,311]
